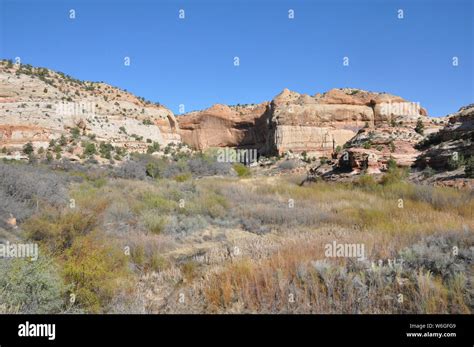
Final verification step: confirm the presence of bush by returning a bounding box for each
[0,162,68,221]
[146,142,160,154]
[84,142,97,157]
[114,160,147,180]
[140,210,167,234]
[415,118,425,135]
[24,210,97,252]
[381,159,408,185]
[380,167,408,185]
[187,156,232,177]
[22,142,34,155]
[465,157,474,178]
[233,163,250,177]
[164,215,208,234]
[0,255,66,313]
[447,154,465,171]
[62,234,130,313]
[355,174,378,190]
[278,159,298,170]
[71,127,81,139]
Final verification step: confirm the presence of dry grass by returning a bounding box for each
[11,162,473,314]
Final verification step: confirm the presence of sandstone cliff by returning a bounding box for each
[177,87,431,157]
[177,103,269,150]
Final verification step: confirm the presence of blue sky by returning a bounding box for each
[0,0,472,116]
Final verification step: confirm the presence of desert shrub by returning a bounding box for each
[362,141,372,149]
[381,165,408,185]
[0,255,66,313]
[115,159,147,180]
[446,154,465,171]
[83,142,97,156]
[415,118,425,135]
[181,261,199,282]
[62,233,130,313]
[146,142,160,154]
[400,232,473,280]
[241,217,271,234]
[162,160,189,179]
[140,192,176,213]
[140,210,167,234]
[278,159,298,170]
[174,172,192,182]
[187,156,232,177]
[197,190,229,219]
[99,142,114,159]
[233,163,250,177]
[164,214,208,234]
[354,174,378,190]
[23,210,97,252]
[71,127,81,139]
[102,198,135,234]
[22,142,34,155]
[0,162,68,221]
[465,157,474,178]
[202,231,471,313]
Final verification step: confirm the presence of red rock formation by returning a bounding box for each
[177,103,269,150]
[177,88,429,158]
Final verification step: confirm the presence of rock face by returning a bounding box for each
[178,87,430,157]
[335,126,424,174]
[0,61,181,152]
[177,103,269,150]
[266,88,429,157]
[416,104,474,170]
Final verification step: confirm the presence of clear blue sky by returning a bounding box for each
[0,0,472,116]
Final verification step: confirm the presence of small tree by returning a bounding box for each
[387,157,397,171]
[22,142,34,155]
[415,118,424,135]
[59,134,68,146]
[46,152,53,162]
[71,127,81,139]
[147,142,160,154]
[84,143,97,157]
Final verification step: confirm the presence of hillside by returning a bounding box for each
[0,60,180,158]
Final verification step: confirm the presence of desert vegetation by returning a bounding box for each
[0,153,472,314]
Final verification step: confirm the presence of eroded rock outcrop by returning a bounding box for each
[416,104,474,170]
[266,88,430,157]
[0,61,181,152]
[177,87,430,157]
[177,103,269,150]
